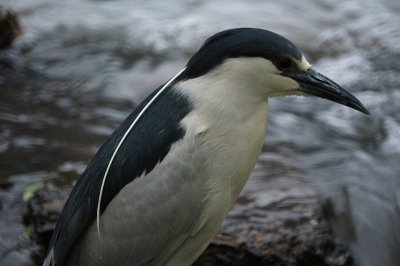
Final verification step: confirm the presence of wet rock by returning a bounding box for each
[23,183,70,262]
[194,180,352,266]
[0,8,22,50]
[195,210,352,266]
[25,178,352,265]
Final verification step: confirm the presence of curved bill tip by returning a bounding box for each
[354,102,370,115]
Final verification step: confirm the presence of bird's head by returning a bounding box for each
[180,28,369,114]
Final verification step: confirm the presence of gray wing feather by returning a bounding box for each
[66,137,207,265]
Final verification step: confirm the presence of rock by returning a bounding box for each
[195,209,352,266]
[194,182,353,266]
[0,8,22,50]
[23,183,70,256]
[24,178,352,265]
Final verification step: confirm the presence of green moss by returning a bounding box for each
[22,182,44,202]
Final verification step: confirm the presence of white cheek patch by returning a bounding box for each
[295,56,312,71]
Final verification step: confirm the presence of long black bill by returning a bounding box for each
[283,68,370,115]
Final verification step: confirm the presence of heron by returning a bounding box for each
[44,28,369,265]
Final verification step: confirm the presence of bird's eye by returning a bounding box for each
[275,57,293,71]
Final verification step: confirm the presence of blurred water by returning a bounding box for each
[0,0,399,265]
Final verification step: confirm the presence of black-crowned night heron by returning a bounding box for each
[44,28,369,266]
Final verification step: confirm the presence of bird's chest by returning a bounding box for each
[182,103,269,224]
[205,116,267,204]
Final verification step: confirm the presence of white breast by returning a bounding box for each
[164,63,269,264]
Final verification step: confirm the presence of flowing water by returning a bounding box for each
[0,0,399,265]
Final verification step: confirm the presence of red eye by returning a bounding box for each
[275,57,293,71]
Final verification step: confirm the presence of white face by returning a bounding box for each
[205,56,312,98]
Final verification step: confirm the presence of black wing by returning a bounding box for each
[45,85,192,265]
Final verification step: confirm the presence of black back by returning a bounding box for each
[47,86,192,265]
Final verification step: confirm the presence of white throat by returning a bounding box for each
[175,59,271,200]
